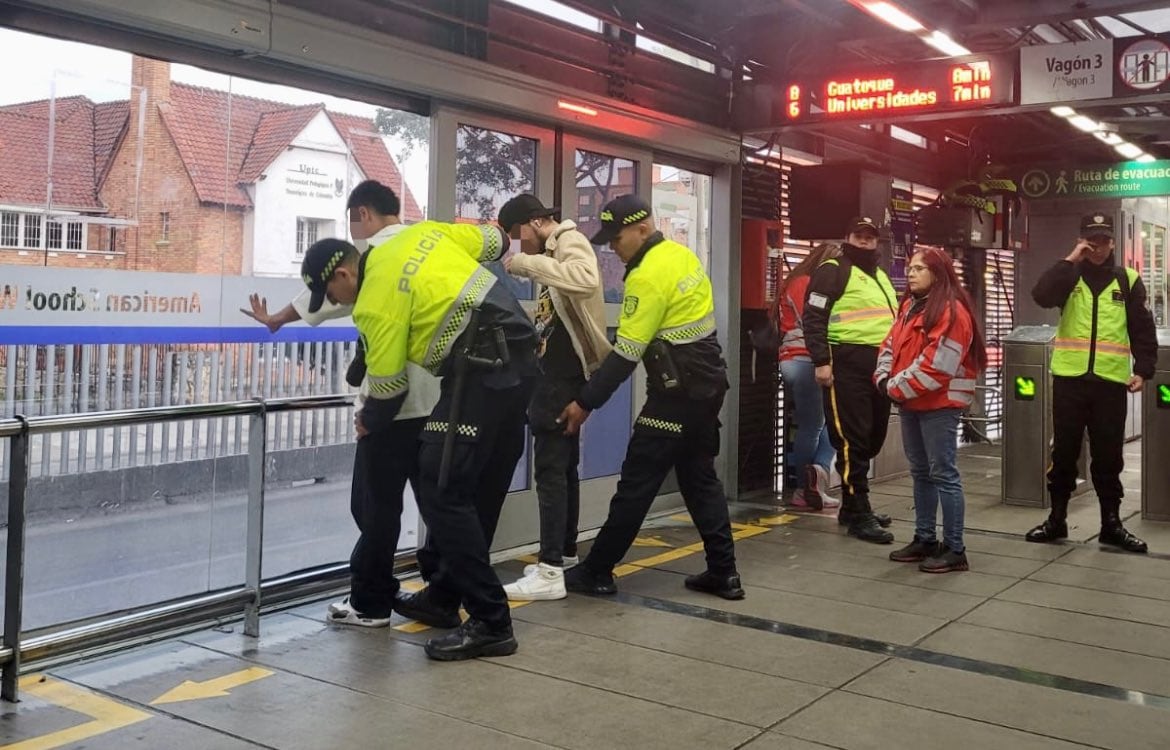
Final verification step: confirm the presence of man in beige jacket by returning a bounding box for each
[497,194,611,600]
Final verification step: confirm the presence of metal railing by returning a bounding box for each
[0,394,370,702]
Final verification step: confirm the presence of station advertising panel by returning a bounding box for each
[781,56,1014,124]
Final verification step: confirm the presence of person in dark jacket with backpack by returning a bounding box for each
[1026,214,1158,553]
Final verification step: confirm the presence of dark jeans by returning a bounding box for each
[348,417,424,618]
[822,344,890,513]
[415,374,534,628]
[529,376,584,565]
[1047,376,1127,519]
[584,393,737,576]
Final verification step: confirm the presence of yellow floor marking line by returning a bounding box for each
[150,666,274,706]
[632,535,674,548]
[2,675,151,750]
[755,514,800,527]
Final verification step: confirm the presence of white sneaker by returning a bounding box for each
[504,563,567,601]
[523,555,578,577]
[804,465,842,510]
[326,597,392,628]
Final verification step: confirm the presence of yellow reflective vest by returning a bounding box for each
[614,238,716,362]
[1051,268,1139,384]
[353,221,505,402]
[824,260,897,346]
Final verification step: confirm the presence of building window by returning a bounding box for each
[23,215,41,248]
[296,217,323,257]
[66,222,83,251]
[1,213,17,247]
[108,227,118,252]
[46,220,63,250]
[160,212,170,241]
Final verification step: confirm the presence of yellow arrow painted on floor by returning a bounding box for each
[3,675,150,750]
[632,535,674,548]
[150,667,273,705]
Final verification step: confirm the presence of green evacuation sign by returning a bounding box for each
[1016,159,1170,200]
[1015,376,1037,401]
[1158,383,1170,409]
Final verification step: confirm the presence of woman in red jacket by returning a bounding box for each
[874,247,987,573]
[778,243,842,510]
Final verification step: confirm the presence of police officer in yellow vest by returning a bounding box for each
[1026,213,1157,553]
[559,195,743,599]
[300,218,539,660]
[804,216,898,544]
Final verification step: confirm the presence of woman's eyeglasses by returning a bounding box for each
[907,264,929,273]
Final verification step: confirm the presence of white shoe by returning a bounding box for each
[504,562,567,601]
[523,555,578,577]
[326,597,392,628]
[813,466,842,509]
[801,465,841,510]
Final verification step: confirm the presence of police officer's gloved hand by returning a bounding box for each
[346,339,367,387]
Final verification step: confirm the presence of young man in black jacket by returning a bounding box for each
[1026,213,1157,553]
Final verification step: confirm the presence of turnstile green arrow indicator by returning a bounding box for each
[1158,383,1170,407]
[1015,376,1037,400]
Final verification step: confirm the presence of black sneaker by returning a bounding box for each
[889,537,941,562]
[423,619,517,661]
[684,570,746,600]
[919,547,969,573]
[1025,518,1068,543]
[392,588,461,629]
[564,564,617,595]
[848,513,894,544]
[839,508,892,528]
[1098,523,1148,553]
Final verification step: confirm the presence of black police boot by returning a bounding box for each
[564,564,617,595]
[848,513,894,544]
[1025,517,1068,544]
[423,618,517,661]
[1098,517,1148,554]
[838,508,892,528]
[393,587,461,629]
[684,570,745,600]
[889,536,942,563]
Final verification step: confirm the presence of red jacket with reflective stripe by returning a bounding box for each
[873,295,981,411]
[777,275,811,361]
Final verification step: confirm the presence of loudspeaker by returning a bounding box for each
[788,163,891,240]
[915,206,993,249]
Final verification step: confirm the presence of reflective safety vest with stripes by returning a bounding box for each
[1051,268,1138,384]
[825,260,897,347]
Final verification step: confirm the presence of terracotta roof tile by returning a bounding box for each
[327,111,424,222]
[238,104,322,183]
[93,101,129,185]
[0,96,104,211]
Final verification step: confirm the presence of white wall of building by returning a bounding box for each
[248,111,366,277]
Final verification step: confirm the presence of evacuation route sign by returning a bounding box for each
[1014,159,1170,200]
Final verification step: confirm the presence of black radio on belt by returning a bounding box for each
[644,338,683,392]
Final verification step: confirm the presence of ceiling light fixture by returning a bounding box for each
[858,1,924,32]
[1049,106,1076,117]
[923,30,971,57]
[1068,114,1101,132]
[1115,142,1144,159]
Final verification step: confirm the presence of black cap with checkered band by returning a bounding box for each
[589,194,652,245]
[301,238,355,313]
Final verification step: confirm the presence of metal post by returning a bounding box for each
[243,405,266,637]
[2,419,30,702]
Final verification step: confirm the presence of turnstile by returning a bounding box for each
[1001,326,1089,507]
[1141,330,1170,521]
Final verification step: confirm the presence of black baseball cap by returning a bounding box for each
[590,194,652,245]
[847,216,881,235]
[498,194,559,233]
[301,238,355,313]
[1080,213,1114,239]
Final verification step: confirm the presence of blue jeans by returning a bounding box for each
[779,358,835,489]
[900,407,965,552]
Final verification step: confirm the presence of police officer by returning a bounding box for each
[804,216,898,544]
[1026,213,1157,553]
[300,219,538,660]
[560,195,743,600]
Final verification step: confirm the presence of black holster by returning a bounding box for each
[644,338,684,394]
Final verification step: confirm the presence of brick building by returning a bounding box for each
[0,55,421,274]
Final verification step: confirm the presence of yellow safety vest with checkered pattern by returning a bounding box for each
[354,221,505,402]
[614,238,715,362]
[825,259,897,346]
[1051,268,1138,384]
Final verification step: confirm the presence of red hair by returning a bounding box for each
[911,247,988,370]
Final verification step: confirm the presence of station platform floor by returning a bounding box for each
[4,440,1170,750]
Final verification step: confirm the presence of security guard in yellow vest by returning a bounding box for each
[300,220,538,660]
[804,216,898,544]
[559,195,743,599]
[1026,213,1157,553]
